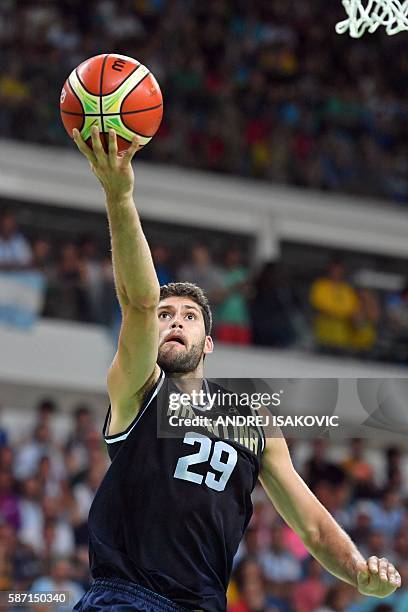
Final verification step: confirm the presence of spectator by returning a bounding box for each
[0,211,45,328]
[250,262,297,347]
[79,236,108,325]
[241,526,262,559]
[316,583,354,612]
[35,398,60,443]
[31,236,53,297]
[229,558,278,612]
[30,557,84,612]
[385,446,405,494]
[368,488,404,542]
[310,260,359,352]
[72,543,92,591]
[385,286,408,363]
[393,529,408,567]
[312,466,353,529]
[0,444,12,469]
[14,422,65,483]
[36,398,58,426]
[152,244,173,286]
[303,439,334,491]
[18,476,43,553]
[0,407,8,448]
[72,464,105,525]
[0,211,48,329]
[0,211,32,271]
[292,558,327,612]
[349,501,374,549]
[342,438,377,499]
[0,60,30,139]
[37,455,61,499]
[65,405,97,482]
[216,247,251,345]
[177,243,224,305]
[31,235,51,264]
[360,530,394,563]
[0,468,20,529]
[259,521,302,584]
[47,242,89,321]
[40,497,75,559]
[71,404,94,441]
[0,520,41,591]
[351,289,381,356]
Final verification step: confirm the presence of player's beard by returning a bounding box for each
[158,337,205,374]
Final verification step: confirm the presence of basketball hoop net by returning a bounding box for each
[336,0,408,37]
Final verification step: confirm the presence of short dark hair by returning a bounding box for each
[37,398,57,414]
[74,404,91,419]
[159,282,212,336]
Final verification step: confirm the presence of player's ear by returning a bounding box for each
[204,335,214,355]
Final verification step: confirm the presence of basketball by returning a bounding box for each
[60,53,163,153]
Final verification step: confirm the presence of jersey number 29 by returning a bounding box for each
[174,432,237,492]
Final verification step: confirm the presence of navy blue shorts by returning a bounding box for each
[73,577,189,611]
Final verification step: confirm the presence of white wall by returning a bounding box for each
[1,319,406,415]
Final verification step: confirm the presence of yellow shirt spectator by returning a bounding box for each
[310,274,359,349]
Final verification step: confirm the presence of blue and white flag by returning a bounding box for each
[0,271,45,329]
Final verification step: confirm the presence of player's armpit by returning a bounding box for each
[107,302,160,435]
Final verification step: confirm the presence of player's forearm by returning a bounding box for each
[260,444,365,590]
[268,476,364,587]
[106,193,160,308]
[304,509,365,587]
[261,440,400,600]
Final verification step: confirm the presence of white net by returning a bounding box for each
[336,0,408,37]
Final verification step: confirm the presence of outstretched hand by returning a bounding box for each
[72,126,141,200]
[357,556,401,598]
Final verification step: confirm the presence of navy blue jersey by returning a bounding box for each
[88,370,265,611]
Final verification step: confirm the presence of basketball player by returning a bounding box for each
[72,126,401,611]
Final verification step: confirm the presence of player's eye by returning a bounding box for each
[186,313,196,320]
[159,312,171,319]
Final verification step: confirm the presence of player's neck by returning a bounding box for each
[168,364,205,395]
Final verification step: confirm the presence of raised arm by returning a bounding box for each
[259,434,401,598]
[73,127,160,434]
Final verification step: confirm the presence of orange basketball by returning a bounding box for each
[60,53,163,153]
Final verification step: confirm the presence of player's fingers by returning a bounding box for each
[356,559,368,574]
[72,128,97,165]
[368,556,379,575]
[90,125,106,163]
[378,558,389,582]
[108,129,118,166]
[89,161,97,176]
[122,135,140,163]
[386,563,398,586]
[395,571,402,587]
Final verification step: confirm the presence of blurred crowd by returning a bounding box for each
[1,210,408,365]
[0,400,106,611]
[0,400,407,611]
[228,438,408,612]
[0,0,407,203]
